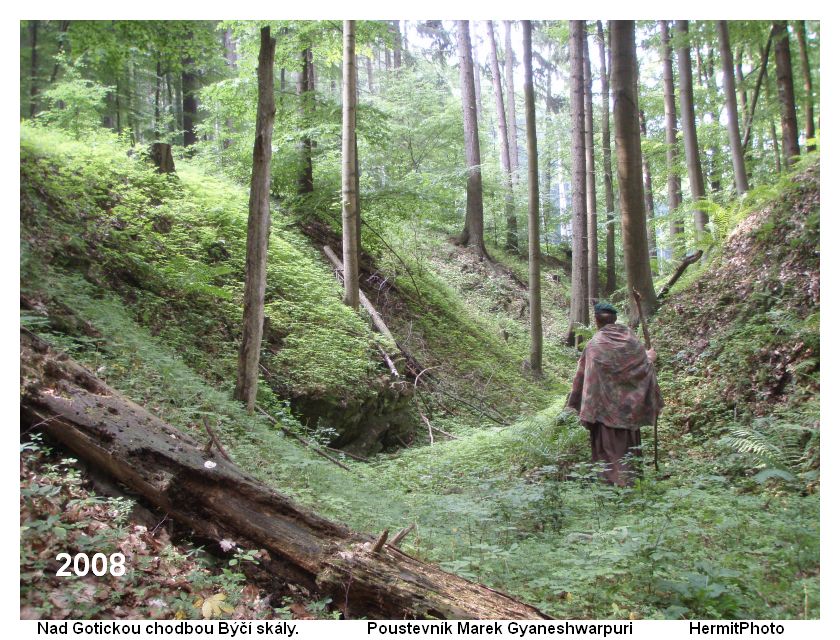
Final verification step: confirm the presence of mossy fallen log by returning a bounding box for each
[19,329,549,620]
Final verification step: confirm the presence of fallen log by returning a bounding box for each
[657,250,703,300]
[20,330,548,620]
[323,245,395,345]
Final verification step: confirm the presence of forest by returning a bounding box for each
[20,19,819,621]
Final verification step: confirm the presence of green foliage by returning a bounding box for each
[37,55,113,137]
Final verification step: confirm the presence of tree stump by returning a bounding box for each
[149,142,176,174]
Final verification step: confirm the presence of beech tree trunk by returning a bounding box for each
[794,21,816,151]
[455,21,488,256]
[717,21,749,195]
[772,22,800,166]
[20,331,550,620]
[29,20,39,118]
[596,21,617,294]
[342,21,360,310]
[567,20,589,346]
[503,21,520,185]
[583,29,599,302]
[298,47,315,194]
[610,20,657,325]
[522,20,542,377]
[658,21,684,253]
[234,26,276,413]
[674,20,709,245]
[639,109,658,270]
[487,21,518,254]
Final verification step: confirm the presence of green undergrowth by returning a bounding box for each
[20,123,381,407]
[21,276,818,619]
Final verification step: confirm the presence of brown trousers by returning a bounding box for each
[584,421,642,487]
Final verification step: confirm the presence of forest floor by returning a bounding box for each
[19,127,820,620]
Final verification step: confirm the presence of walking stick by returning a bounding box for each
[632,289,659,472]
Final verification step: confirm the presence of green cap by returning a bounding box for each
[594,301,618,314]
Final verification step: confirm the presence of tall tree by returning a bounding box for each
[28,20,39,118]
[181,28,198,147]
[392,20,402,69]
[583,27,599,301]
[717,21,749,195]
[742,30,773,152]
[298,46,315,194]
[674,20,709,245]
[487,21,518,253]
[522,20,542,376]
[455,21,488,256]
[794,21,816,151]
[773,21,800,165]
[596,21,617,294]
[658,21,684,251]
[234,26,276,413]
[567,20,589,346]
[639,109,658,269]
[503,21,520,185]
[342,21,360,310]
[610,20,657,323]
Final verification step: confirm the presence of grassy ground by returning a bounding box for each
[20,127,819,619]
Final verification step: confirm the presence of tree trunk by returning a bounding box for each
[772,22,800,166]
[182,63,198,146]
[223,28,238,149]
[454,21,488,256]
[366,56,374,93]
[771,119,782,173]
[149,143,176,174]
[342,21,360,311]
[298,47,315,194]
[717,21,749,195]
[154,58,162,137]
[596,21,617,294]
[392,21,402,69]
[639,109,658,270]
[794,21,815,151]
[583,28,599,302]
[742,30,773,151]
[473,32,483,123]
[487,21,518,254]
[503,21,520,184]
[735,47,748,130]
[567,20,589,346]
[234,26,276,413]
[20,331,550,620]
[610,20,657,324]
[522,20,542,377]
[658,21,684,254]
[29,20,39,118]
[674,20,708,246]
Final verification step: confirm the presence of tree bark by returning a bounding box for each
[182,30,198,148]
[639,109,658,270]
[154,58,162,136]
[611,20,657,324]
[794,21,815,151]
[487,21,518,254]
[298,47,315,194]
[567,20,589,346]
[29,20,39,118]
[771,119,782,173]
[742,30,772,152]
[20,330,550,620]
[472,31,483,123]
[392,20,402,68]
[503,21,520,185]
[454,21,488,256]
[717,21,749,195]
[658,21,684,254]
[583,29,599,301]
[342,21,360,310]
[772,22,800,166]
[234,26,276,413]
[674,20,708,246]
[522,20,543,377]
[596,21,617,294]
[366,56,375,93]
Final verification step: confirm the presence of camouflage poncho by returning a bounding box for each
[566,323,663,430]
